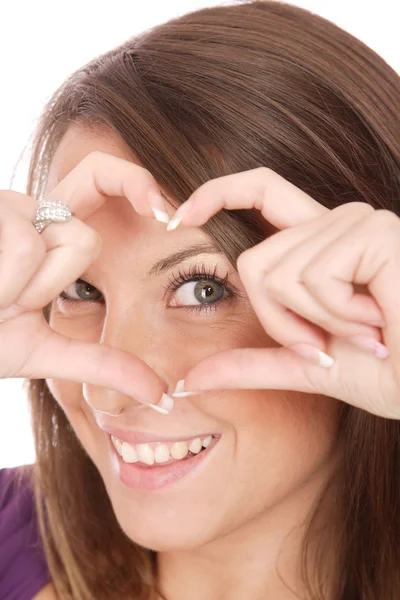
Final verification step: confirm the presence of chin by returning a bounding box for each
[109,499,219,552]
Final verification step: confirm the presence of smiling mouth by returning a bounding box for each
[111,433,218,467]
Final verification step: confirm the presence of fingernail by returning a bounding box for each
[145,393,174,415]
[148,189,170,224]
[348,336,390,359]
[158,393,174,412]
[166,198,193,231]
[166,216,182,231]
[289,344,335,368]
[171,379,202,398]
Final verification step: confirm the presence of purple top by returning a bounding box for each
[0,466,50,599]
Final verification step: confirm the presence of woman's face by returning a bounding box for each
[45,124,340,552]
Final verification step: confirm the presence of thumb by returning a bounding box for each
[172,347,320,396]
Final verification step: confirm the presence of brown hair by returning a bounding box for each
[21,1,400,598]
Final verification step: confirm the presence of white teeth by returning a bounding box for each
[121,442,138,463]
[202,435,212,448]
[115,438,123,454]
[188,437,202,454]
[170,441,189,460]
[154,443,170,463]
[137,443,155,465]
[112,434,215,464]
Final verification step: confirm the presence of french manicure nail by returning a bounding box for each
[152,208,170,224]
[147,402,169,415]
[146,393,175,415]
[171,379,202,398]
[157,393,174,413]
[348,336,390,359]
[166,198,194,231]
[166,216,182,231]
[148,189,170,224]
[289,344,335,368]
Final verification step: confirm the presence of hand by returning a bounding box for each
[0,151,172,413]
[169,167,400,419]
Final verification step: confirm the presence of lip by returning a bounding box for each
[109,434,220,491]
[101,424,218,445]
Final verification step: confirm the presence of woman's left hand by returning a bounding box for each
[168,167,400,419]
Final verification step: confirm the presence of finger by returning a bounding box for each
[46,151,166,222]
[235,232,379,356]
[16,218,102,308]
[0,205,46,308]
[172,346,321,394]
[167,167,327,231]
[250,207,383,341]
[1,312,166,406]
[289,207,384,325]
[0,189,39,221]
[314,210,400,360]
[173,343,394,418]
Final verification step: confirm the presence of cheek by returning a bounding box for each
[202,388,340,510]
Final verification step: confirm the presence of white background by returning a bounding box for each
[1,0,399,468]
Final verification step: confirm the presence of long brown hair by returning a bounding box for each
[21,1,400,598]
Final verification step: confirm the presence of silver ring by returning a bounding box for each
[33,200,74,234]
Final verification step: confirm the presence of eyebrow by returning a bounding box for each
[147,243,224,277]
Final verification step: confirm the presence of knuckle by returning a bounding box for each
[374,209,400,230]
[236,247,257,274]
[333,201,374,217]
[74,223,103,254]
[139,167,156,184]
[255,166,272,178]
[77,151,108,174]
[263,270,285,296]
[83,150,104,165]
[373,210,400,249]
[14,235,44,263]
[301,264,324,289]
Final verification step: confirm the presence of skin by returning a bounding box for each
[44,124,341,599]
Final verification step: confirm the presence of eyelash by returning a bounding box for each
[57,264,236,315]
[164,264,235,314]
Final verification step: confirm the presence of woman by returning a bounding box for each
[1,1,400,598]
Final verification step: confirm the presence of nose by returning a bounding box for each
[82,305,175,417]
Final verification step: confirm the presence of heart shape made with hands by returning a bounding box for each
[2,158,399,421]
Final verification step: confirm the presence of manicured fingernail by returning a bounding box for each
[158,393,174,412]
[348,336,390,359]
[171,379,202,398]
[166,216,182,231]
[145,393,174,415]
[166,198,193,231]
[289,344,335,368]
[148,189,170,224]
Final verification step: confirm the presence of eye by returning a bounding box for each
[165,264,235,313]
[170,279,225,307]
[58,279,103,305]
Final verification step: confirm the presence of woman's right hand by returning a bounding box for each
[0,151,169,410]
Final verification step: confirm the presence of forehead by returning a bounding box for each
[46,123,142,193]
